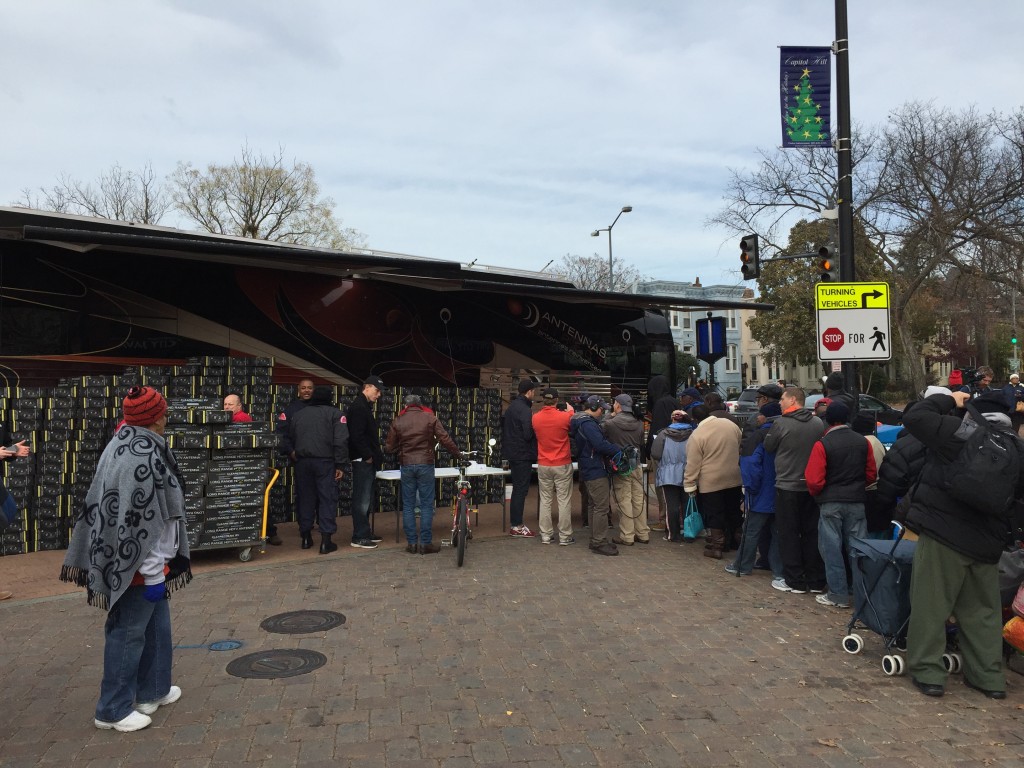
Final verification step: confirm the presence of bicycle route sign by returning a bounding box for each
[815,282,891,362]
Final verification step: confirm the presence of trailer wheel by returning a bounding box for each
[239,547,253,562]
[949,652,962,674]
[882,655,899,676]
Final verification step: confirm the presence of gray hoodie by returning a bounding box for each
[763,407,824,491]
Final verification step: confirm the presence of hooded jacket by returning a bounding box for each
[570,413,621,482]
[903,393,1023,563]
[602,409,643,450]
[740,418,777,513]
[875,428,928,514]
[650,423,693,487]
[646,375,679,456]
[763,407,824,492]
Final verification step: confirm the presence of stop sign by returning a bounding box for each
[822,327,844,352]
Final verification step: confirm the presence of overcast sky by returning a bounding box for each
[3,1,1023,286]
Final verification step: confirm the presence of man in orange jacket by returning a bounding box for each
[532,388,575,545]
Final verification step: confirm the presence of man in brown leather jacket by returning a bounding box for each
[385,394,463,554]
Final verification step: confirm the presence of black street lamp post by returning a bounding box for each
[591,205,632,291]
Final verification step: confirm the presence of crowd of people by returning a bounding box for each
[41,367,1024,731]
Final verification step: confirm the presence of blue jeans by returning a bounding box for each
[731,511,782,577]
[400,464,435,545]
[818,501,867,603]
[349,461,375,541]
[96,586,173,723]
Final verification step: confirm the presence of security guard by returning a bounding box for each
[288,385,350,554]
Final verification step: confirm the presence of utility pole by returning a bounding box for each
[834,0,858,400]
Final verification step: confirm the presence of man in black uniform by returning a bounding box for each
[274,378,315,546]
[1,418,31,600]
[345,375,387,550]
[288,385,350,554]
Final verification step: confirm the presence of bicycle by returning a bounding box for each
[450,451,480,567]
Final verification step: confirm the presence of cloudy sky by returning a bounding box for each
[2,1,1023,286]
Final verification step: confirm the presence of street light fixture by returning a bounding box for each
[591,205,632,291]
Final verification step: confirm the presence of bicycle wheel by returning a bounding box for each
[456,498,469,567]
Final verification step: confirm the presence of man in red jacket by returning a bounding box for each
[804,401,877,608]
[532,388,575,545]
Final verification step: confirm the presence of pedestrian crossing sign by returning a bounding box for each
[814,282,891,362]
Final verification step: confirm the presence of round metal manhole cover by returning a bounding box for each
[260,610,346,634]
[226,649,327,679]
[209,640,243,651]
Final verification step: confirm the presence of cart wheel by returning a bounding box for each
[893,654,906,676]
[950,652,963,674]
[239,547,253,562]
[842,634,864,654]
[942,652,955,672]
[882,655,899,676]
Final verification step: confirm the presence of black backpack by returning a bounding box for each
[932,403,1023,516]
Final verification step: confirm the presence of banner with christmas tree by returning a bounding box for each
[780,46,831,148]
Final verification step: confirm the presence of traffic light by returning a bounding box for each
[1013,329,1019,345]
[818,244,839,282]
[740,234,760,280]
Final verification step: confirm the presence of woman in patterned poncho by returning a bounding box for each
[61,386,191,732]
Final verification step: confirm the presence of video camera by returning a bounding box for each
[959,367,985,387]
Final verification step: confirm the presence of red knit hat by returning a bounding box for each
[122,386,168,426]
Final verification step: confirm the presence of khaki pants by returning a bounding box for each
[612,473,648,543]
[537,463,574,542]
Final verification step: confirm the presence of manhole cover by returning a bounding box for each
[260,610,346,634]
[209,640,243,651]
[226,649,327,679]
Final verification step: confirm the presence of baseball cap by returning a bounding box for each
[681,387,701,399]
[586,395,610,411]
[816,397,833,408]
[518,379,537,395]
[824,401,850,425]
[363,375,385,389]
[542,387,559,401]
[614,393,633,409]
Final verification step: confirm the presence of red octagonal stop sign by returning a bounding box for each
[822,327,844,352]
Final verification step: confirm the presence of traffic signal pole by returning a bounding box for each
[834,0,858,399]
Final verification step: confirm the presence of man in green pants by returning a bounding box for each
[902,388,1023,699]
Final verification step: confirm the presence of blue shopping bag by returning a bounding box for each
[682,495,703,541]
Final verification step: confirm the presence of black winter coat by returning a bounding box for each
[874,429,928,513]
[903,393,1022,563]
[502,395,537,462]
[346,393,385,464]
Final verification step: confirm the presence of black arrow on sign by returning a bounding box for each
[860,290,883,308]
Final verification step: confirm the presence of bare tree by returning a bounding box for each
[549,252,645,292]
[15,163,170,224]
[170,145,364,249]
[712,102,1024,395]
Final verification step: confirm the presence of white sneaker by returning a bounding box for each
[771,578,799,593]
[135,685,181,715]
[815,593,850,608]
[540,535,552,544]
[509,525,535,538]
[95,711,152,732]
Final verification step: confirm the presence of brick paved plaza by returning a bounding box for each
[2,527,1023,767]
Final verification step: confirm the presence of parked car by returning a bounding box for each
[727,387,761,417]
[805,393,903,425]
